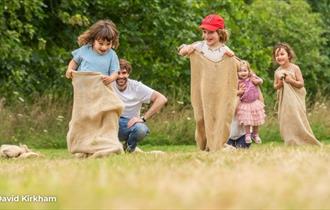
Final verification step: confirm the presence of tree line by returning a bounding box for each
[0,0,329,105]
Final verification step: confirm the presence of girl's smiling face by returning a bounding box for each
[93,39,112,54]
[238,65,250,79]
[275,48,290,67]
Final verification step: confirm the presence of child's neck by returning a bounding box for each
[280,62,291,69]
[206,42,223,49]
[239,76,250,81]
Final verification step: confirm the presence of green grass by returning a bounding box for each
[0,99,329,209]
[1,144,330,209]
[1,99,329,148]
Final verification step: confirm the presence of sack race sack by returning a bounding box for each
[0,144,40,158]
[190,52,239,151]
[277,73,321,146]
[67,72,124,158]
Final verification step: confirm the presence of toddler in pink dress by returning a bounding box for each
[236,60,266,144]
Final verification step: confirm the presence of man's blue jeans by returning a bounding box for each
[118,117,150,152]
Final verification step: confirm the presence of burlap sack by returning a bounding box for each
[277,80,322,146]
[190,52,239,151]
[67,72,124,157]
[0,144,40,158]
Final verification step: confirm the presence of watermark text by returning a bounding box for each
[0,195,57,203]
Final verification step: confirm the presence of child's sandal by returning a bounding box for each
[245,134,252,144]
[253,134,262,144]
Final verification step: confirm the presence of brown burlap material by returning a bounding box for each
[277,75,321,146]
[67,72,124,157]
[190,52,239,151]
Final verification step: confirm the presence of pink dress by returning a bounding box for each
[236,77,266,126]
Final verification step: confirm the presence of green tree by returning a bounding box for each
[244,0,328,99]
[0,0,328,105]
[307,0,330,94]
[0,0,46,100]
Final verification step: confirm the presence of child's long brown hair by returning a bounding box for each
[77,19,119,49]
[216,29,229,43]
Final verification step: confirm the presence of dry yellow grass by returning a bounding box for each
[0,144,330,209]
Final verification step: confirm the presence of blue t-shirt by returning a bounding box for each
[72,44,119,76]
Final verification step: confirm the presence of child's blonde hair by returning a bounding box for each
[272,42,296,62]
[77,19,119,49]
[239,60,251,72]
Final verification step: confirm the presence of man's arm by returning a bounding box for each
[127,91,167,128]
[143,91,167,120]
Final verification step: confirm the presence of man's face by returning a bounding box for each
[116,69,129,90]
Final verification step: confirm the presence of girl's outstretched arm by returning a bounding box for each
[178,44,195,56]
[251,74,263,86]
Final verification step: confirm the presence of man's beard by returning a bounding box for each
[116,78,128,90]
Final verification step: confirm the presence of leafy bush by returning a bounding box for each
[0,0,329,104]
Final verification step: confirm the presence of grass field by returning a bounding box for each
[1,144,330,210]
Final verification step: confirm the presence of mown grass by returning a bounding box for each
[1,144,330,209]
[0,98,329,209]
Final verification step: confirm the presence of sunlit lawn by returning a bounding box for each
[1,143,330,210]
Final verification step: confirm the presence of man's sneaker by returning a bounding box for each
[133,147,144,153]
[126,146,144,153]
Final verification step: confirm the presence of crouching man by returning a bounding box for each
[112,59,167,152]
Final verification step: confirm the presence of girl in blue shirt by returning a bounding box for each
[65,19,120,85]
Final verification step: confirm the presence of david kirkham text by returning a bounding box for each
[0,195,57,202]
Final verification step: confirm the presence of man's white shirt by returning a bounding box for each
[112,79,154,119]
